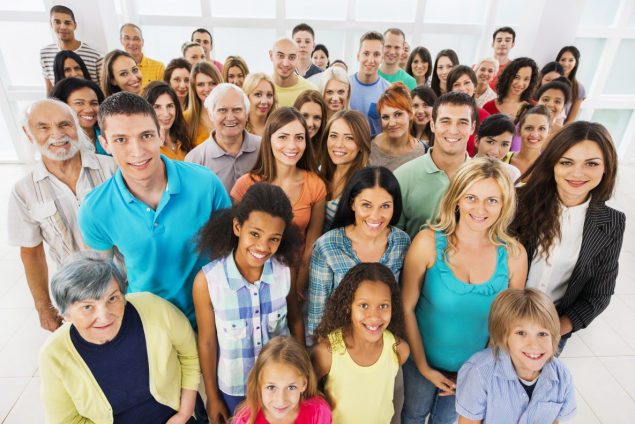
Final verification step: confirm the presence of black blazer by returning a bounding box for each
[526,203,626,334]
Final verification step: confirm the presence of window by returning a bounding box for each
[591,109,633,148]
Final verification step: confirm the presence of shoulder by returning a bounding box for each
[315,228,345,251]
[547,357,574,385]
[39,324,73,364]
[411,228,437,250]
[393,155,426,178]
[184,142,205,162]
[460,348,497,376]
[302,396,331,415]
[10,171,37,199]
[94,154,117,175]
[305,172,327,196]
[390,226,411,243]
[127,292,174,316]
[81,176,117,208]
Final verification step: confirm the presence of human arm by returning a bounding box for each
[311,340,333,381]
[166,389,197,424]
[458,417,482,424]
[507,242,528,290]
[20,244,62,331]
[564,98,583,124]
[192,271,229,424]
[395,337,410,366]
[286,268,305,345]
[455,355,488,422]
[45,78,53,93]
[296,198,326,300]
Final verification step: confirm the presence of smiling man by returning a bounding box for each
[394,92,476,238]
[269,38,317,107]
[185,83,261,193]
[78,92,230,328]
[378,28,417,90]
[8,99,116,331]
[120,23,165,90]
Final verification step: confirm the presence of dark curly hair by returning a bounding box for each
[314,262,405,345]
[495,57,538,103]
[197,182,302,267]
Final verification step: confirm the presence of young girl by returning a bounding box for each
[505,105,551,176]
[312,262,410,424]
[234,336,332,424]
[193,183,304,422]
[456,289,576,423]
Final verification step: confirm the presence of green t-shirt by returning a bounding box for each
[378,68,417,90]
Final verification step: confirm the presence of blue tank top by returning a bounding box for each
[415,231,509,372]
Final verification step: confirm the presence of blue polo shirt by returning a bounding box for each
[78,156,231,327]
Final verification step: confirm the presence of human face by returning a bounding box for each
[492,31,515,57]
[120,26,144,58]
[226,66,245,87]
[380,105,411,139]
[64,279,125,345]
[457,178,503,231]
[233,211,285,271]
[357,40,383,79]
[519,113,549,152]
[541,71,561,85]
[270,120,306,167]
[293,30,315,60]
[270,40,298,80]
[538,88,566,119]
[400,41,410,68]
[324,80,349,113]
[351,280,392,343]
[169,68,190,101]
[100,113,162,184]
[327,119,360,166]
[476,131,513,160]
[192,31,212,58]
[67,87,99,131]
[184,45,205,66]
[476,61,497,85]
[299,102,322,140]
[558,51,576,78]
[110,55,142,94]
[63,58,84,79]
[430,103,475,156]
[26,102,80,161]
[507,321,554,381]
[152,93,176,131]
[312,49,328,69]
[554,140,605,207]
[436,56,454,84]
[383,32,404,66]
[351,186,394,237]
[195,73,217,102]
[412,95,432,127]
[248,80,274,118]
[451,74,475,97]
[509,66,532,97]
[50,12,75,42]
[411,54,429,80]
[211,90,247,140]
[260,361,307,423]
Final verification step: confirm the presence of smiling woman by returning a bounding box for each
[100,49,142,97]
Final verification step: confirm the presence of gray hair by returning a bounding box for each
[204,82,250,116]
[22,98,80,136]
[120,22,143,38]
[50,252,127,315]
[476,57,500,75]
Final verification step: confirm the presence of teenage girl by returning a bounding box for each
[233,336,332,424]
[193,183,304,422]
[505,105,551,176]
[312,262,410,424]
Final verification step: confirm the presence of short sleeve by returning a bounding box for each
[230,174,255,203]
[307,172,327,204]
[455,357,488,420]
[7,186,43,247]
[578,82,586,100]
[77,197,113,251]
[208,173,231,211]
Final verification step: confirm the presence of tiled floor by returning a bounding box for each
[0,162,634,423]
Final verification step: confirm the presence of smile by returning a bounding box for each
[129,158,151,168]
[364,220,383,231]
[566,179,588,188]
[249,249,269,261]
[469,214,487,223]
[523,352,545,360]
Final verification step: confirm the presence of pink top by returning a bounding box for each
[467,107,491,157]
[233,396,332,424]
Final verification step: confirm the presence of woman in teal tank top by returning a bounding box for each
[401,157,528,424]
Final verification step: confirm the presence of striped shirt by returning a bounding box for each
[323,197,340,231]
[307,226,410,339]
[456,348,576,423]
[203,253,291,396]
[40,42,104,84]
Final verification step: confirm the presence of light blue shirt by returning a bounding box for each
[78,156,231,327]
[349,73,391,137]
[456,348,576,423]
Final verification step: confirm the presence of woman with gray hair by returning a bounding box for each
[39,252,201,423]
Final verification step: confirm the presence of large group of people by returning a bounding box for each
[7,4,626,423]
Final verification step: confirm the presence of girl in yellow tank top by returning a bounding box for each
[312,263,410,424]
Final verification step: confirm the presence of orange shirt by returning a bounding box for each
[160,143,187,161]
[183,109,212,147]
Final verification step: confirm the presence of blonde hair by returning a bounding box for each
[318,66,351,110]
[242,72,278,131]
[237,336,320,424]
[185,61,222,143]
[475,57,500,75]
[222,55,250,83]
[489,288,561,357]
[432,156,519,257]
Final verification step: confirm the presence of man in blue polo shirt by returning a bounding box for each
[79,92,230,327]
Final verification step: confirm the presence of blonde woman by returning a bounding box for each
[318,66,351,120]
[184,61,223,147]
[243,72,277,137]
[401,157,527,424]
[222,55,250,88]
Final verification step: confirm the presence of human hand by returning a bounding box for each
[422,367,456,396]
[207,396,229,424]
[165,412,191,424]
[36,304,63,332]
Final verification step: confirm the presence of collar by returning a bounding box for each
[32,149,101,182]
[424,148,469,174]
[354,73,381,86]
[207,131,258,159]
[494,350,558,383]
[114,155,178,204]
[561,197,591,220]
[225,250,274,291]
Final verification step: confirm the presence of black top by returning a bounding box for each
[518,378,536,400]
[303,63,323,78]
[70,302,176,423]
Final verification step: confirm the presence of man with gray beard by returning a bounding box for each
[7,98,116,331]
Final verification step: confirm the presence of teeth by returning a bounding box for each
[332,151,346,156]
[525,353,542,359]
[283,152,298,158]
[130,159,150,166]
[250,250,266,259]
[366,221,381,229]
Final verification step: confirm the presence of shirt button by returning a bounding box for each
[255,310,259,314]
[154,222,158,227]
[146,207,150,212]
[256,326,260,330]
[257,342,261,345]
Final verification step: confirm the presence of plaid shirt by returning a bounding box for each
[203,253,290,396]
[307,226,411,340]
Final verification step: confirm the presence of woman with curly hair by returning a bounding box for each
[400,157,527,424]
[312,262,410,424]
[482,57,538,120]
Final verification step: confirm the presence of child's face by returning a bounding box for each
[351,280,392,343]
[260,361,307,422]
[507,321,554,381]
[233,211,285,269]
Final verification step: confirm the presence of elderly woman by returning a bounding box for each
[39,253,201,424]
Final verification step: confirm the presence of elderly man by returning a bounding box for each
[270,38,316,107]
[120,23,165,89]
[8,99,116,331]
[185,83,261,193]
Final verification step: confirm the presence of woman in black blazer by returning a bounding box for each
[512,121,625,350]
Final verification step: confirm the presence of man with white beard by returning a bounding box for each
[7,98,116,331]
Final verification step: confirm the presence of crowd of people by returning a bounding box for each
[6,4,627,423]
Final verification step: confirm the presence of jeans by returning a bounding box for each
[556,333,571,357]
[401,358,457,424]
[221,392,246,416]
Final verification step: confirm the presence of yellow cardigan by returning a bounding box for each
[39,292,201,424]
